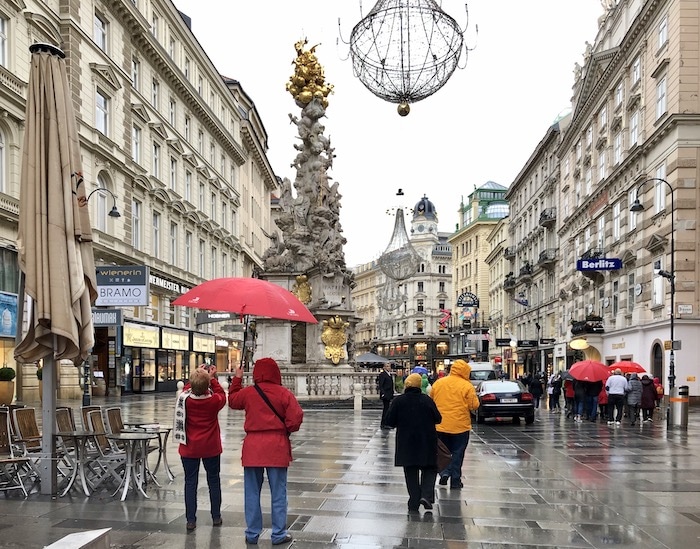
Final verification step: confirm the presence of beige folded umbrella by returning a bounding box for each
[16,43,97,495]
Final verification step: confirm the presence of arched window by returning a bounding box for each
[652,343,663,381]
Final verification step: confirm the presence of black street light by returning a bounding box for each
[86,187,121,218]
[630,177,675,392]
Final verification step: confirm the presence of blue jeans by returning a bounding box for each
[437,431,469,485]
[586,395,599,419]
[244,466,288,543]
[181,455,221,524]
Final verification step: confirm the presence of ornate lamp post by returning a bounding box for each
[630,178,676,393]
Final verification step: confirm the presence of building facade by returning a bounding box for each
[0,0,276,400]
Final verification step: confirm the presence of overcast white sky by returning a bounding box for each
[174,1,604,268]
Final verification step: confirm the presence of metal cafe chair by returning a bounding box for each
[87,410,126,490]
[80,405,102,432]
[0,409,31,497]
[11,407,42,482]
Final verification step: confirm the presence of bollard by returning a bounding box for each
[669,385,689,429]
[353,383,363,411]
[176,380,184,398]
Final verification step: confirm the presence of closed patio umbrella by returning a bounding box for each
[15,44,97,495]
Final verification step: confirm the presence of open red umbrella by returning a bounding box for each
[609,361,646,375]
[569,360,609,382]
[172,277,317,323]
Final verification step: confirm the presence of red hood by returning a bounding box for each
[253,357,281,385]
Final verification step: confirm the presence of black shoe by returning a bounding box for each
[272,534,293,545]
[450,481,463,489]
[213,517,222,527]
[186,522,196,532]
[438,476,448,485]
[420,498,433,510]
[245,538,258,545]
[407,506,420,513]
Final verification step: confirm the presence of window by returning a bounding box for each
[630,111,639,145]
[94,12,108,51]
[197,130,204,154]
[151,11,159,39]
[599,106,607,129]
[210,192,216,221]
[95,175,108,232]
[198,76,203,95]
[209,143,215,164]
[417,281,424,292]
[585,168,592,195]
[184,116,191,141]
[615,82,623,108]
[199,239,205,277]
[654,164,667,213]
[168,37,175,59]
[631,56,641,85]
[656,77,667,119]
[627,273,635,311]
[598,151,606,181]
[221,202,227,229]
[151,79,159,109]
[131,57,140,89]
[628,191,637,230]
[564,157,570,176]
[185,171,192,201]
[584,227,591,251]
[658,15,668,49]
[152,142,160,178]
[613,132,622,164]
[170,222,178,264]
[597,216,605,249]
[652,257,664,306]
[612,281,619,315]
[132,199,142,249]
[169,99,176,126]
[95,90,108,135]
[211,246,217,278]
[586,126,593,147]
[152,212,161,257]
[222,252,227,278]
[169,157,177,190]
[199,182,205,210]
[0,17,7,68]
[132,125,141,163]
[416,320,424,333]
[576,141,582,160]
[184,57,190,80]
[417,299,424,312]
[613,202,621,241]
[439,281,445,293]
[185,231,192,272]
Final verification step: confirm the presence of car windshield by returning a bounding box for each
[470,370,495,381]
[480,381,524,394]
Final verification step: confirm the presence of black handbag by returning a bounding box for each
[436,439,451,471]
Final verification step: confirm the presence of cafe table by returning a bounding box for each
[105,432,158,501]
[122,424,175,481]
[54,431,97,497]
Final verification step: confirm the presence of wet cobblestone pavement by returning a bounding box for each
[1,395,699,548]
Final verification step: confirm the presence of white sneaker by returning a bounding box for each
[607,421,614,425]
[615,421,621,425]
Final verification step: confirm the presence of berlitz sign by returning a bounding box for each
[576,258,622,271]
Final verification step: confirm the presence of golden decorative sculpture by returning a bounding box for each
[321,315,349,365]
[286,38,333,108]
[291,274,312,305]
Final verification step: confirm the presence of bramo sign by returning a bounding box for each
[95,266,149,306]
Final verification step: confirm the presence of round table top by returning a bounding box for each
[106,432,158,441]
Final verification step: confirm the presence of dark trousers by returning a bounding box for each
[642,407,654,421]
[403,466,437,509]
[608,394,625,421]
[628,403,640,425]
[182,455,222,524]
[380,398,392,427]
[437,431,469,486]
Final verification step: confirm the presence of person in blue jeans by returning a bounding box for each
[430,359,480,489]
[229,358,304,545]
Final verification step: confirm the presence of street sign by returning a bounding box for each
[540,338,556,345]
[518,340,538,348]
[663,340,682,350]
[576,258,622,271]
[495,338,512,347]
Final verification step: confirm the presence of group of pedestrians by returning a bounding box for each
[382,359,480,512]
[175,358,302,545]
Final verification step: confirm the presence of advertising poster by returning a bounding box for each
[0,292,18,338]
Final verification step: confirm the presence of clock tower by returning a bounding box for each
[411,194,439,239]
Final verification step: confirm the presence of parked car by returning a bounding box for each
[474,379,535,425]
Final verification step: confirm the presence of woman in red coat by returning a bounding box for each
[175,366,226,531]
[229,357,303,545]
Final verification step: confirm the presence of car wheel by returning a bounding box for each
[512,416,521,424]
[525,413,535,425]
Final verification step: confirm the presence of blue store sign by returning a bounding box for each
[576,258,622,271]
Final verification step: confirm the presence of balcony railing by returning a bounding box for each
[503,275,516,291]
[570,318,605,335]
[504,246,516,259]
[581,247,604,261]
[518,264,533,282]
[539,207,557,227]
[537,248,557,269]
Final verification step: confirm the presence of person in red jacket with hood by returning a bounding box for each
[174,365,226,532]
[229,357,304,546]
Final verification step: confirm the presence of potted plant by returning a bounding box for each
[0,364,16,405]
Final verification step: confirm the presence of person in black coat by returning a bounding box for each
[385,373,442,512]
[529,374,544,409]
[377,363,395,429]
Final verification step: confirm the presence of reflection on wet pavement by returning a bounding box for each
[0,396,698,548]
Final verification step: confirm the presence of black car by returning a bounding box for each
[474,379,535,425]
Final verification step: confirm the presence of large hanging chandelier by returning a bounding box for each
[378,207,420,281]
[348,0,471,116]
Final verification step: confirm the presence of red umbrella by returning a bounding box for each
[609,361,646,375]
[569,360,610,382]
[172,277,317,324]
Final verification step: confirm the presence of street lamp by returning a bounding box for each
[86,187,121,218]
[630,177,675,391]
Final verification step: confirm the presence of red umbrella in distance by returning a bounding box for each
[569,360,610,382]
[172,277,317,324]
[609,361,646,375]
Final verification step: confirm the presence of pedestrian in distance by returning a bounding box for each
[228,357,304,546]
[529,374,544,409]
[606,368,629,425]
[377,362,395,429]
[627,373,643,426]
[385,373,442,513]
[598,384,608,421]
[430,359,480,489]
[640,374,657,422]
[174,365,227,532]
[564,377,575,418]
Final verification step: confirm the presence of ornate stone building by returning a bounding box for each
[0,0,275,400]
